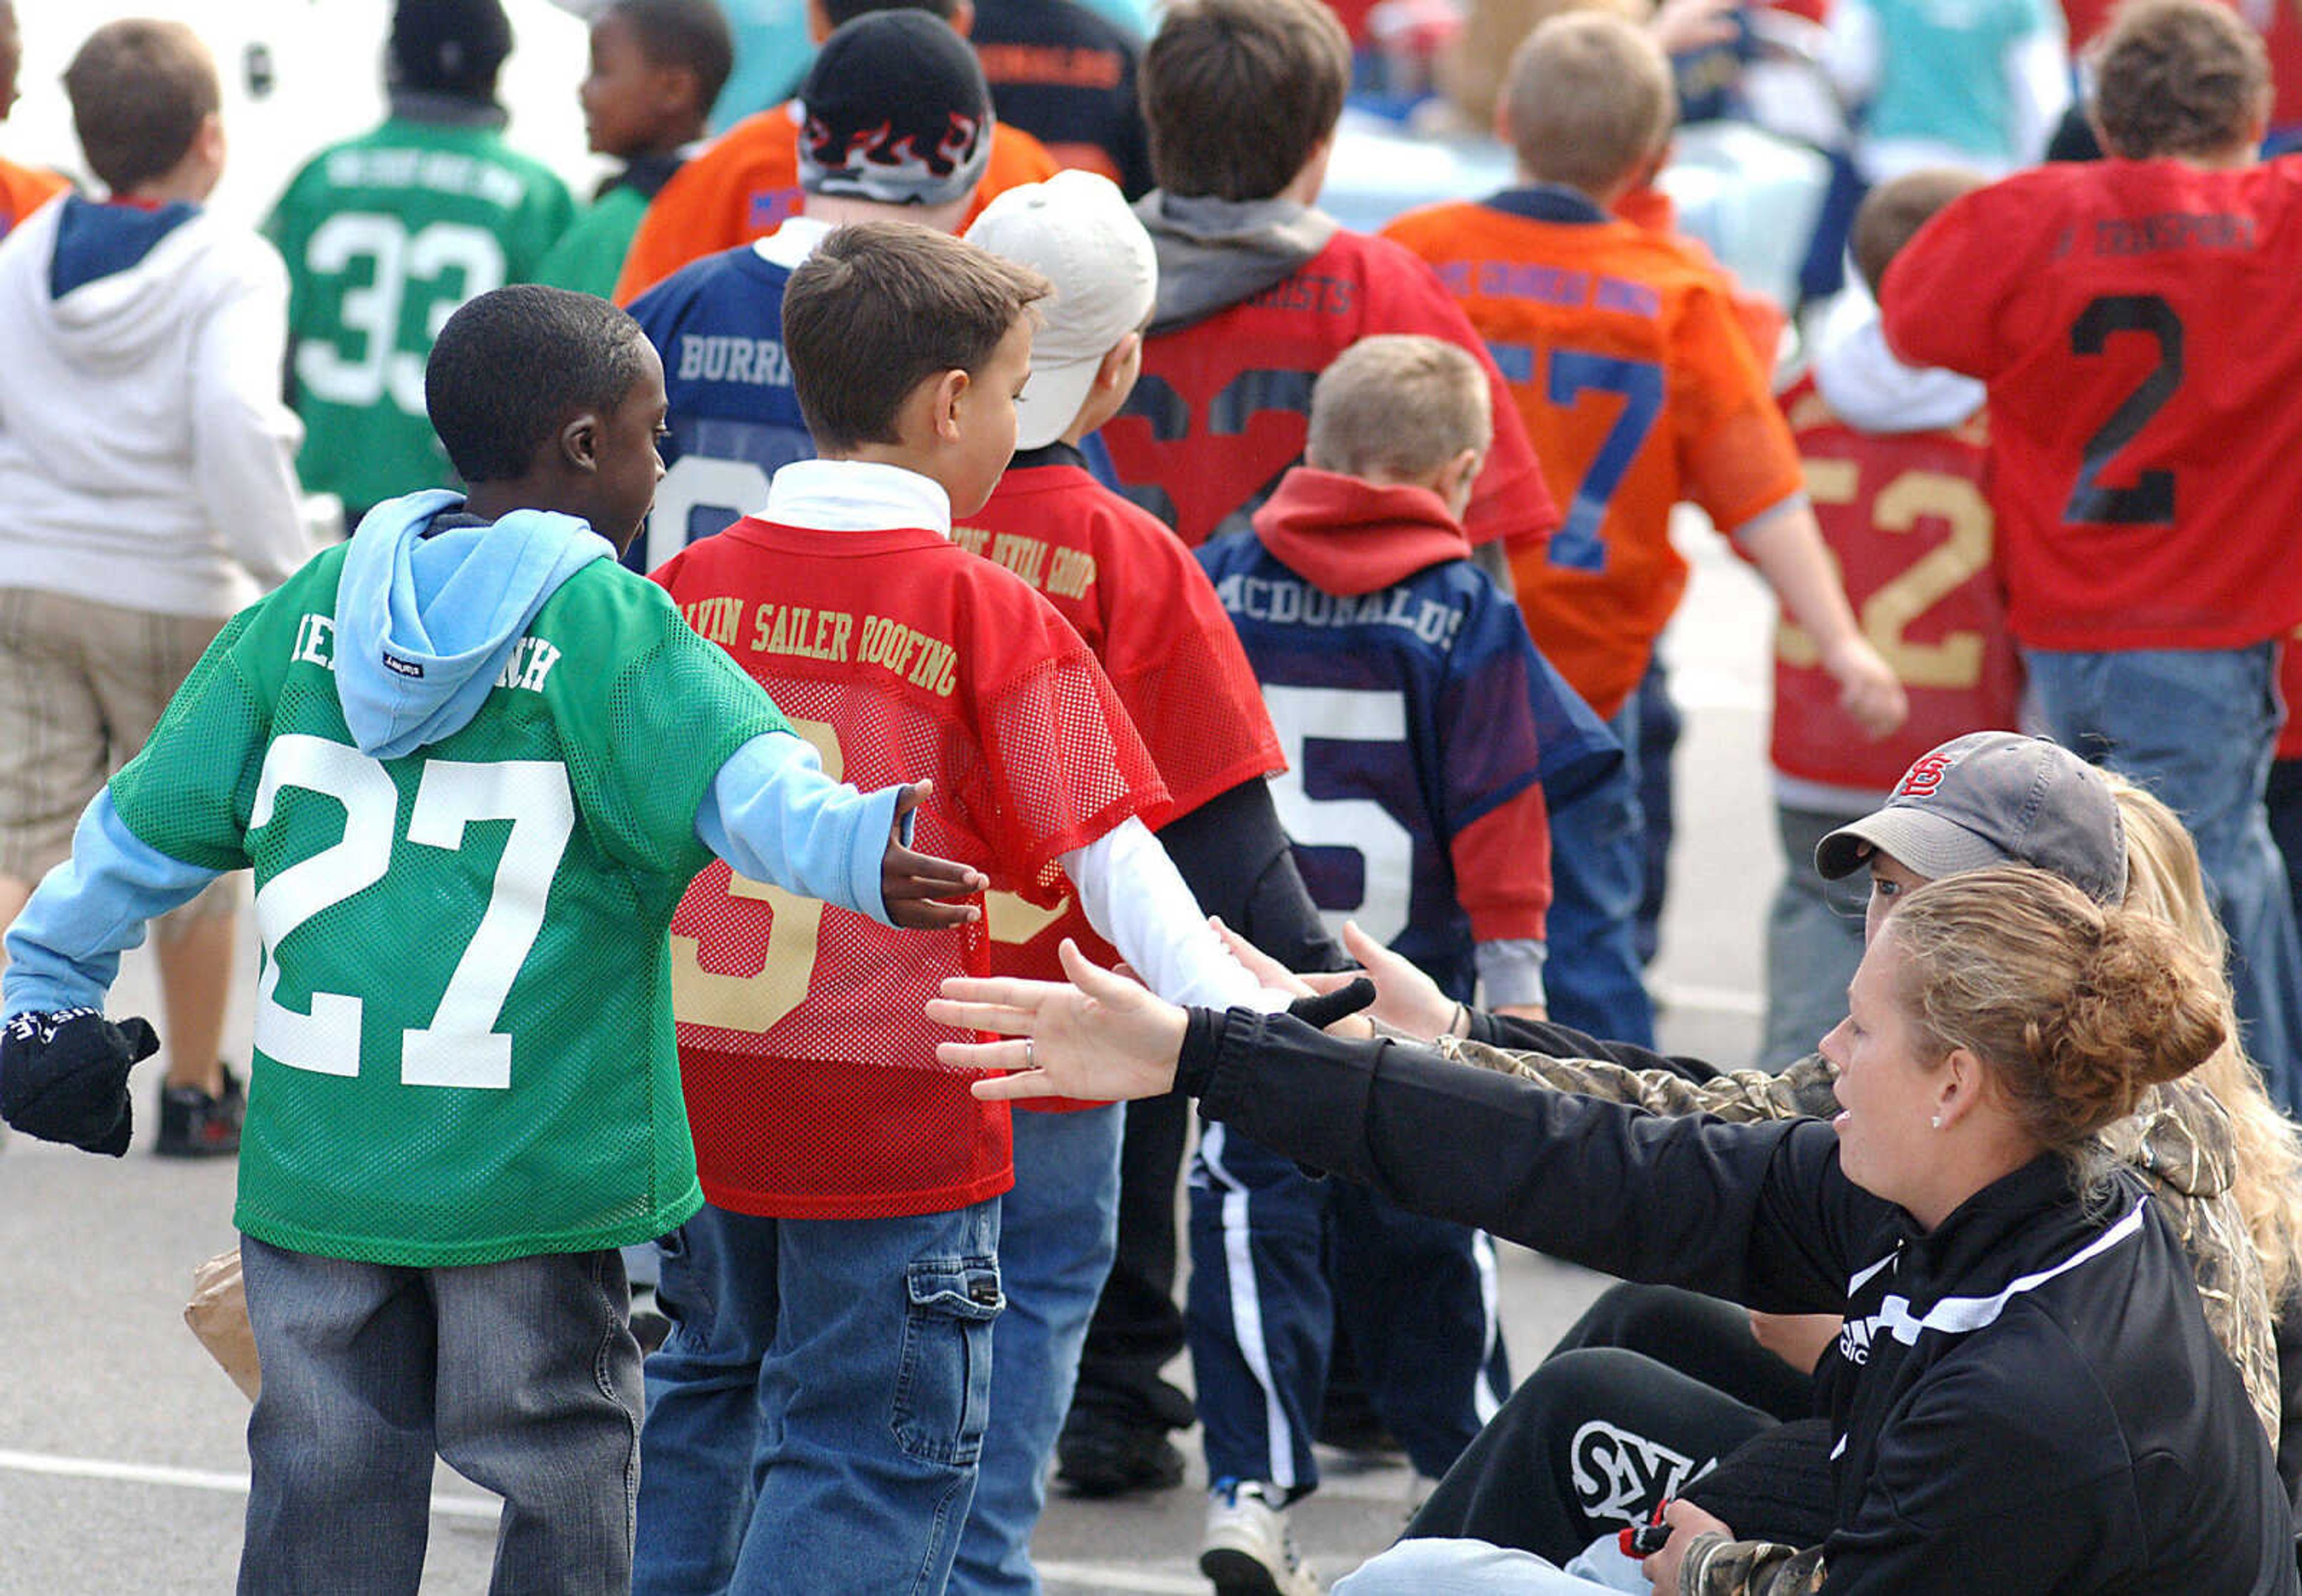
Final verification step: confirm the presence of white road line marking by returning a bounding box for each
[0,1448,501,1520]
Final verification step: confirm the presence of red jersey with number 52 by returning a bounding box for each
[1101,228,1558,553]
[1771,374,2022,797]
[1883,156,2302,651]
[652,517,1167,1219]
[957,456,1283,984]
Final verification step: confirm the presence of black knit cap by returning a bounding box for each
[390,0,513,98]
[796,11,995,207]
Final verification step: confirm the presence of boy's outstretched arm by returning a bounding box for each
[695,731,985,930]
[2,791,222,1154]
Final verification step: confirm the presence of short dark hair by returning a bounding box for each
[821,0,961,28]
[2093,0,2269,159]
[426,285,655,482]
[1852,168,1986,299]
[1142,0,1350,200]
[63,20,219,193]
[611,0,737,109]
[390,0,514,100]
[782,221,1049,453]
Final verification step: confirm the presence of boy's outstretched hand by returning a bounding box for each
[883,781,990,929]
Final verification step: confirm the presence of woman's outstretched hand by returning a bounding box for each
[935,939,1191,1103]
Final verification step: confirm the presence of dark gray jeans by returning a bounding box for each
[237,1234,643,1595]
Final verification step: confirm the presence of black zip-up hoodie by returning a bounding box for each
[1174,1004,2299,1593]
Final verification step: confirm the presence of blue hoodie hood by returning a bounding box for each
[335,490,613,759]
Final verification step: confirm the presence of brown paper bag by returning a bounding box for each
[185,1247,261,1401]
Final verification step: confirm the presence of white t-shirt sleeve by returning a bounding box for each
[1060,817,1293,1013]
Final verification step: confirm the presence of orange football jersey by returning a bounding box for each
[1384,193,1804,719]
[0,157,66,241]
[613,104,1059,304]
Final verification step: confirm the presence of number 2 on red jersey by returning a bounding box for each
[2065,293,2182,528]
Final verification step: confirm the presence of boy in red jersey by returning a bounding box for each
[1884,0,2302,1111]
[638,220,1284,1596]
[611,0,1059,302]
[1381,11,1905,1043]
[1764,170,2023,1068]
[955,168,1334,1596]
[1101,0,1557,557]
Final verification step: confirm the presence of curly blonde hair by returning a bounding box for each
[2104,775,2302,1303]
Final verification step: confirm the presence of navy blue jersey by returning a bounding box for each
[626,239,816,573]
[1198,531,1613,999]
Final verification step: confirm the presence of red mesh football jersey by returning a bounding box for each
[1771,374,2022,797]
[959,459,1283,1108]
[652,517,1167,1217]
[1101,229,1559,553]
[1883,157,2302,651]
[1383,200,1805,720]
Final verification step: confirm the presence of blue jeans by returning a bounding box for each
[950,1106,1125,1596]
[237,1234,643,1595]
[1544,699,1656,1048]
[1761,803,1870,1069]
[633,1199,1003,1596]
[1186,1120,1509,1497]
[2026,644,2302,1113]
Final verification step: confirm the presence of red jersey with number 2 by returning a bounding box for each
[1771,374,2022,797]
[1883,156,2302,652]
[652,517,1167,1219]
[1101,228,1559,553]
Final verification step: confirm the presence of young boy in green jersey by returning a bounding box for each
[537,0,733,300]
[0,284,986,1593]
[266,0,576,531]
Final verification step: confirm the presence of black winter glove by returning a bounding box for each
[1,1007,159,1157]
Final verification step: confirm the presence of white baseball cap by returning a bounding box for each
[966,170,1158,451]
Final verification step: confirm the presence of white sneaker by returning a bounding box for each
[1201,1479,1320,1596]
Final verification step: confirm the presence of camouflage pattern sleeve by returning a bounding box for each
[1436,1040,1843,1123]
[1676,1532,1827,1595]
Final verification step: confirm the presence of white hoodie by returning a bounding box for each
[0,196,311,618]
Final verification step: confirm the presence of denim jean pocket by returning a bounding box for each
[889,1256,1004,1466]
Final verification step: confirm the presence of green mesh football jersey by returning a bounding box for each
[265,119,576,514]
[109,546,787,1265]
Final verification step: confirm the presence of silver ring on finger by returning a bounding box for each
[1025,1037,1035,1072]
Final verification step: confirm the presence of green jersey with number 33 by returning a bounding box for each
[266,118,575,517]
[108,544,785,1266]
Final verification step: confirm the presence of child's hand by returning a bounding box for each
[882,781,990,929]
[934,939,1189,1102]
[0,1007,158,1157]
[1823,637,1910,739]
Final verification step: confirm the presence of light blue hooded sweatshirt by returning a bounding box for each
[4,493,903,1019]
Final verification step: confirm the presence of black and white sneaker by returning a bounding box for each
[1201,1478,1318,1596]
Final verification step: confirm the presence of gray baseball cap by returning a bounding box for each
[1815,731,2128,904]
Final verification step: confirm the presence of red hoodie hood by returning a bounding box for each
[1249,467,1473,597]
